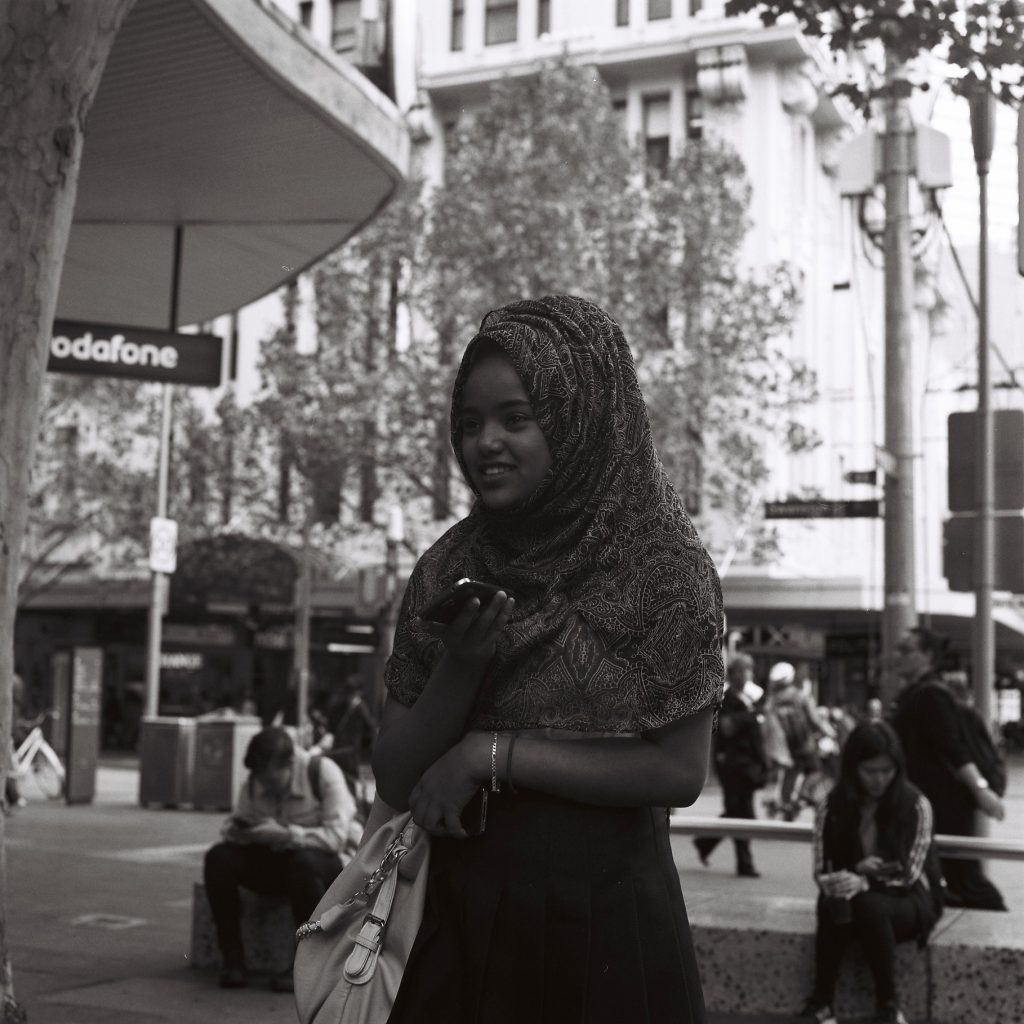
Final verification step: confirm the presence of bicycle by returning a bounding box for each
[11,712,65,800]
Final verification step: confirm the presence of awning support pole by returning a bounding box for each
[143,226,182,719]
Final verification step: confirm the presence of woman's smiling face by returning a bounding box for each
[459,349,552,511]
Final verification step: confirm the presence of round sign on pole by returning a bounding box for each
[149,517,178,574]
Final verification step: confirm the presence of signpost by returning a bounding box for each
[65,647,103,805]
[764,499,882,519]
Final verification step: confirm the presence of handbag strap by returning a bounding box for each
[343,849,403,983]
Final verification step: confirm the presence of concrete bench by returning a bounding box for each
[190,882,295,974]
[688,892,1023,1024]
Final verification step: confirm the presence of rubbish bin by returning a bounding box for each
[192,713,261,811]
[138,716,196,808]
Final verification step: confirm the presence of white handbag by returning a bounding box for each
[293,809,429,1024]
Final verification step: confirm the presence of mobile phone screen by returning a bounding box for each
[419,579,508,624]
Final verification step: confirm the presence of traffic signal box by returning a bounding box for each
[943,410,1024,592]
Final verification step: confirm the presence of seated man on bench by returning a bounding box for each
[204,726,362,991]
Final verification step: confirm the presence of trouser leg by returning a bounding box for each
[723,781,755,873]
[849,891,920,1007]
[811,896,850,1006]
[203,842,282,964]
[283,848,344,926]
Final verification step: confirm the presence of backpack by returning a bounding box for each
[308,753,372,825]
[775,702,814,758]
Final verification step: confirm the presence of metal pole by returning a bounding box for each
[880,63,918,706]
[143,227,182,719]
[293,499,313,741]
[970,86,996,743]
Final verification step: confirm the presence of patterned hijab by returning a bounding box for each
[386,296,723,732]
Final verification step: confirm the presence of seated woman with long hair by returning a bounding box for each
[800,721,944,1024]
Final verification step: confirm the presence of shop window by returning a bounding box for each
[331,0,359,55]
[538,0,551,35]
[451,0,464,50]
[485,0,518,45]
[643,94,671,178]
[648,0,671,19]
[615,0,629,25]
[686,89,703,141]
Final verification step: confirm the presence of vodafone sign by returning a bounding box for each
[49,320,223,387]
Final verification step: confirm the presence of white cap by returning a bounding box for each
[768,661,795,686]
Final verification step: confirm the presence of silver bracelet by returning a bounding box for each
[490,731,501,793]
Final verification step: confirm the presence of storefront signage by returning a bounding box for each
[49,320,223,387]
[765,499,881,519]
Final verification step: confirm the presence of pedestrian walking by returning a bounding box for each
[203,726,362,991]
[799,721,944,1024]
[764,662,834,819]
[694,651,768,876]
[371,296,724,1023]
[890,627,1007,911]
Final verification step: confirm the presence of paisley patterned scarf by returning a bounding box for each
[386,296,724,732]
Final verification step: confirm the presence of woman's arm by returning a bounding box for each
[406,706,715,835]
[372,592,515,809]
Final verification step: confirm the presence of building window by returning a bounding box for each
[648,0,671,19]
[686,89,703,140]
[451,0,464,51]
[298,1,313,28]
[611,97,628,138]
[331,0,359,55]
[485,0,518,45]
[643,94,671,178]
[537,0,551,35]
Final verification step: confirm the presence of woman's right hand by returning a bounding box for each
[433,592,515,671]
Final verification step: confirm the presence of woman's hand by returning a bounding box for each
[819,870,866,898]
[855,855,885,876]
[408,732,490,838]
[428,592,515,672]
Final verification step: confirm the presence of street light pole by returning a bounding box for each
[880,61,918,704]
[970,86,996,738]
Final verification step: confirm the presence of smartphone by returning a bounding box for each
[419,578,511,624]
[876,860,903,879]
[460,788,488,837]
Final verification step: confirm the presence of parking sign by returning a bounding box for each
[149,517,178,574]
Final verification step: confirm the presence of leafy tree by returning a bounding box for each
[725,1,1024,106]
[341,59,818,558]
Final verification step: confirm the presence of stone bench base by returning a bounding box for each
[190,882,295,974]
[688,891,1024,1024]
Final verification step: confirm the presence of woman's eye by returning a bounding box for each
[507,413,528,427]
[461,418,480,432]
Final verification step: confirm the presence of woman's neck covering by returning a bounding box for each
[385,295,724,732]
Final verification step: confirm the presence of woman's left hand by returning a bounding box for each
[409,733,489,838]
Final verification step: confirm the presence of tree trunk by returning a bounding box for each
[0,3,136,1018]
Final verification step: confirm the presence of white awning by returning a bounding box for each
[56,0,409,330]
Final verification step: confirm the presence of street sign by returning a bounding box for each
[875,445,897,476]
[948,409,1024,512]
[843,469,878,485]
[149,517,178,574]
[49,320,223,387]
[764,499,882,519]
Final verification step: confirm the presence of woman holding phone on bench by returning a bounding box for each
[799,722,944,1024]
[372,296,724,1023]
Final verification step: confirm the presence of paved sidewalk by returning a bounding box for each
[5,756,1022,1023]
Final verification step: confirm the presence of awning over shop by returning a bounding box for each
[722,574,1024,653]
[56,0,409,330]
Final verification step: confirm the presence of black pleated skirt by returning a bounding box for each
[386,790,706,1024]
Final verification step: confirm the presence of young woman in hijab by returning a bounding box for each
[372,296,724,1023]
[800,722,943,1024]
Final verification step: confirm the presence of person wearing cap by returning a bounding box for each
[694,652,769,877]
[765,662,834,819]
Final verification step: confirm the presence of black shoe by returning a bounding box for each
[219,966,248,989]
[798,1000,837,1024]
[875,1002,908,1024]
[693,840,710,867]
[270,969,294,993]
[737,865,761,878]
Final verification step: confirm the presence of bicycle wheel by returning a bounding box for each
[31,753,64,799]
